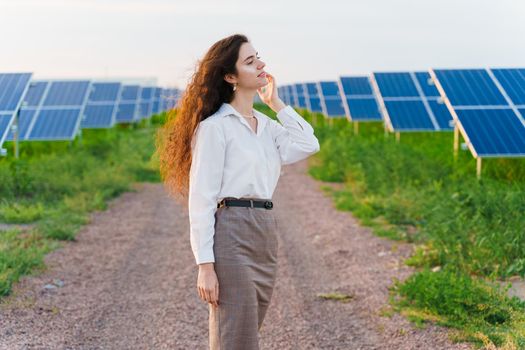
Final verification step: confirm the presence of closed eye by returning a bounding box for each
[248,56,261,64]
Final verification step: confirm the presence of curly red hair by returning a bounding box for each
[155,34,249,204]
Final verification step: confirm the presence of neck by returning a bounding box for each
[229,88,257,116]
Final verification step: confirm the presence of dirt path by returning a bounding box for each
[0,159,472,349]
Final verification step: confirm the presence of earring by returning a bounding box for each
[233,83,237,92]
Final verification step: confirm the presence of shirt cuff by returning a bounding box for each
[195,248,215,265]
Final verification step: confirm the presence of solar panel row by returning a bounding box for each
[0,74,182,151]
[281,67,524,160]
[2,68,524,162]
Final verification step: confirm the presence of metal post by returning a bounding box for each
[476,157,482,180]
[453,123,459,161]
[14,108,20,159]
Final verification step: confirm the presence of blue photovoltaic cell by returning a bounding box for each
[6,109,37,141]
[455,109,525,156]
[428,100,454,129]
[414,72,440,97]
[432,69,507,106]
[88,82,120,102]
[43,81,90,106]
[22,80,91,140]
[0,114,12,141]
[319,81,340,97]
[339,77,382,121]
[160,89,168,112]
[432,68,525,157]
[0,73,32,112]
[347,98,381,121]
[116,85,141,123]
[23,81,48,107]
[29,109,82,140]
[151,87,162,114]
[162,88,175,111]
[305,82,318,96]
[139,87,154,119]
[324,100,346,116]
[121,85,140,100]
[340,77,373,95]
[283,86,289,106]
[116,103,138,122]
[293,84,307,108]
[373,71,452,131]
[384,101,435,130]
[303,83,323,113]
[0,73,32,147]
[141,87,153,99]
[318,81,345,117]
[139,102,150,118]
[81,82,121,128]
[373,73,419,98]
[152,100,160,114]
[285,86,293,106]
[82,105,116,128]
[491,68,525,105]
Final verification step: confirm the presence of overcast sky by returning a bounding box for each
[0,0,523,88]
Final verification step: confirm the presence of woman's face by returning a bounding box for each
[230,42,268,90]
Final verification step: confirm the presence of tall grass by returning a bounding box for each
[0,115,165,297]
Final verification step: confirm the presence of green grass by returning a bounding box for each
[392,268,525,348]
[2,104,524,348]
[305,111,525,348]
[0,116,164,298]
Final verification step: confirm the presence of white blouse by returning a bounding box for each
[188,102,320,265]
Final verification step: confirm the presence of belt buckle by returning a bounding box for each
[264,201,273,209]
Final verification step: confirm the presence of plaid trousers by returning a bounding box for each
[208,200,279,350]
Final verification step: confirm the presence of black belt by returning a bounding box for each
[217,198,274,210]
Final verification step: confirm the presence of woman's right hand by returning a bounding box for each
[197,263,219,308]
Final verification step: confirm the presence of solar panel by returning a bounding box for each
[338,76,382,121]
[372,71,453,131]
[293,83,307,109]
[0,73,32,148]
[491,68,525,105]
[317,81,345,117]
[139,86,154,119]
[303,82,323,113]
[431,68,525,157]
[162,88,180,111]
[6,81,46,141]
[116,85,141,123]
[81,82,122,128]
[284,85,294,107]
[9,80,91,141]
[151,87,162,115]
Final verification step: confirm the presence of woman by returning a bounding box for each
[156,33,320,349]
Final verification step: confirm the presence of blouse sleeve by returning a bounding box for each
[270,105,321,165]
[188,121,225,265]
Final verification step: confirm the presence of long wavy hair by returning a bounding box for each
[155,34,249,204]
